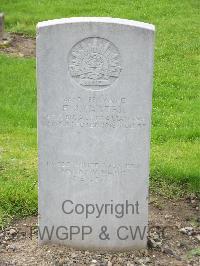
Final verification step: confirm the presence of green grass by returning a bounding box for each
[0,0,199,36]
[0,55,37,226]
[0,0,200,226]
[187,248,200,259]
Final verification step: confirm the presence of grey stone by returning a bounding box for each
[195,235,200,241]
[37,17,155,250]
[147,238,162,248]
[9,228,17,236]
[179,227,194,236]
[162,247,174,255]
[0,13,4,40]
[6,244,17,251]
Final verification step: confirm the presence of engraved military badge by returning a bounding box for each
[68,37,122,90]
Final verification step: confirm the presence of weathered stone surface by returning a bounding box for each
[37,17,155,250]
[0,13,4,40]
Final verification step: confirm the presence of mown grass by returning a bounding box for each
[0,56,37,226]
[0,0,200,226]
[1,0,199,36]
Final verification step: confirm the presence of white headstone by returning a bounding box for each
[37,17,155,250]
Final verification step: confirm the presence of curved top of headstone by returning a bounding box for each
[37,17,155,32]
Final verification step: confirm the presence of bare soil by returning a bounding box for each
[0,33,35,57]
[0,195,199,266]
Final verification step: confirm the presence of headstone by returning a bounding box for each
[37,17,155,250]
[0,13,4,40]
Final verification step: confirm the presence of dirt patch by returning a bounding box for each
[0,195,199,265]
[0,33,35,57]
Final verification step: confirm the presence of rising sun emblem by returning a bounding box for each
[68,37,122,90]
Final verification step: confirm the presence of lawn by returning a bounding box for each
[0,0,199,227]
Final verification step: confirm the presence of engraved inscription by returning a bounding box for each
[47,161,139,183]
[42,95,147,129]
[68,37,122,90]
[43,114,146,129]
